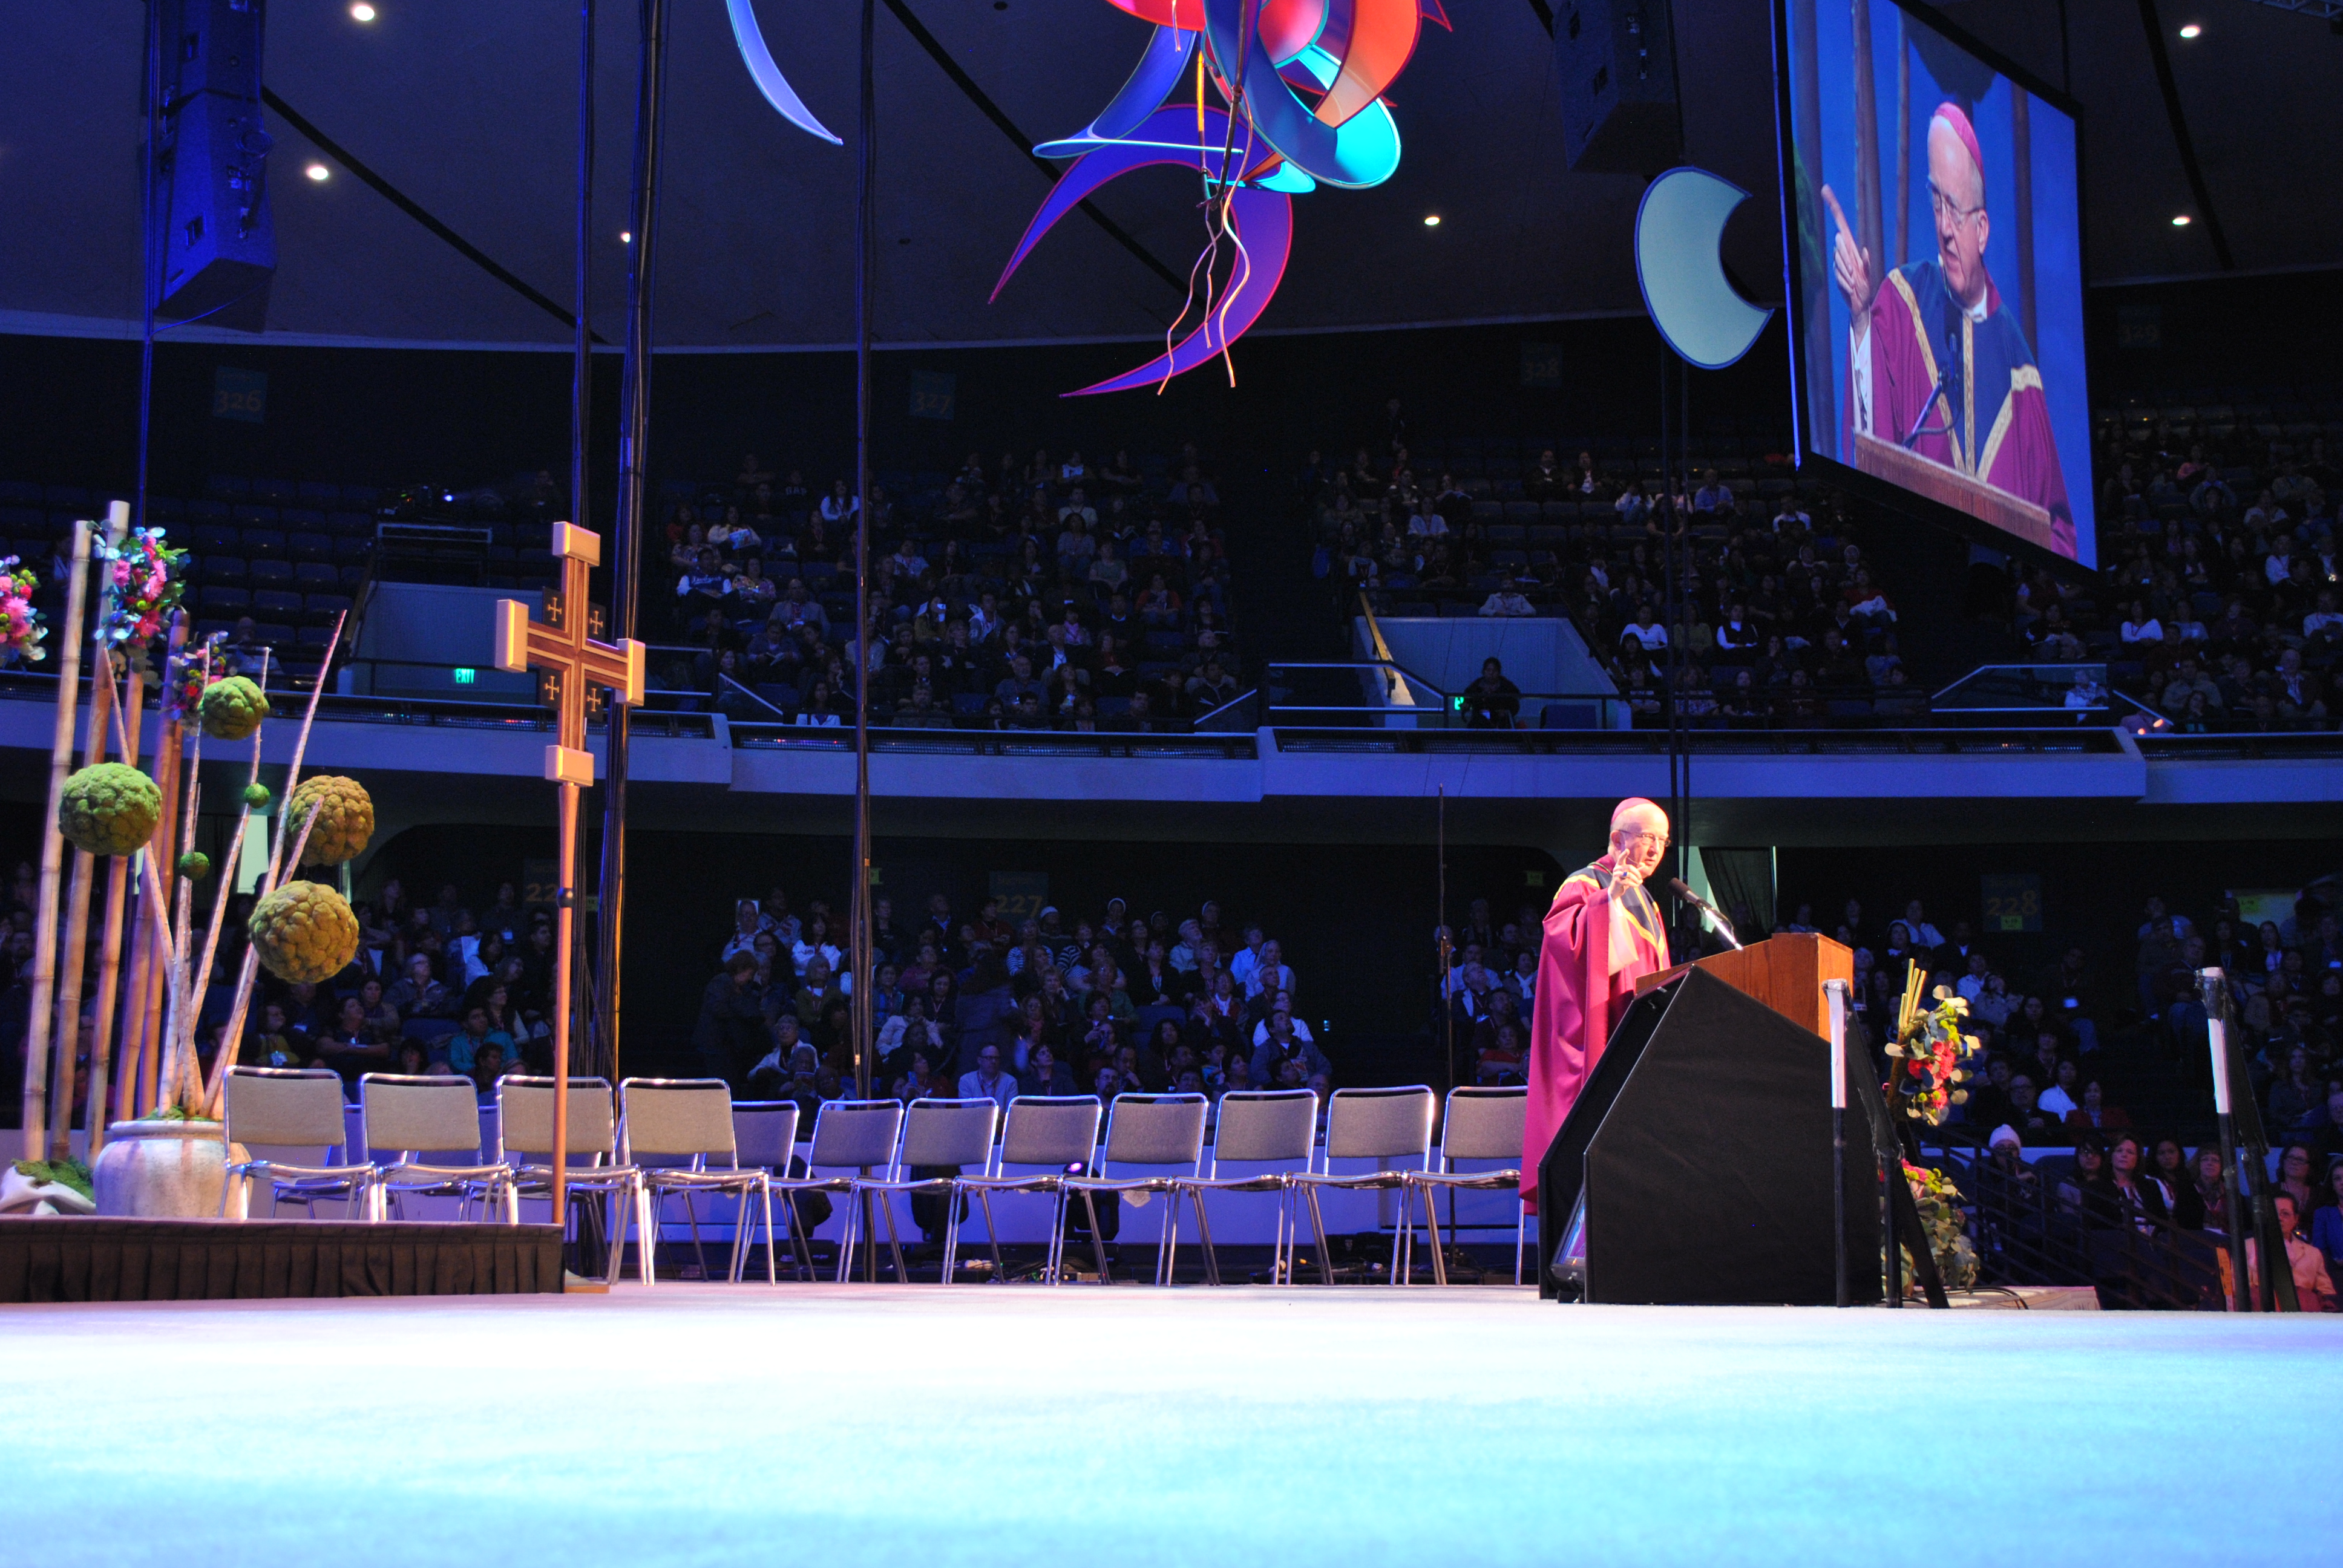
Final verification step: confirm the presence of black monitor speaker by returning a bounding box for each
[1553,0,1683,175]
[155,0,274,332]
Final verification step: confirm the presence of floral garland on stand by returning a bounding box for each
[1887,965,1982,1291]
[0,556,47,667]
[162,630,228,723]
[94,526,188,675]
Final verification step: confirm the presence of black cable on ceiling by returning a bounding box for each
[261,88,613,342]
[879,0,1188,301]
[2132,0,2234,270]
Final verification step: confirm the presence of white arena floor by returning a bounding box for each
[4,1284,2336,1565]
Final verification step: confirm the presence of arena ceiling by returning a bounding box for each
[1,1,2336,351]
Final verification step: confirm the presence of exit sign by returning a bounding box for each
[451,667,476,685]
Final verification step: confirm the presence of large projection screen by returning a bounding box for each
[1775,0,2094,567]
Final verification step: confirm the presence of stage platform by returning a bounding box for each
[3,1285,2335,1563]
[0,1217,565,1302]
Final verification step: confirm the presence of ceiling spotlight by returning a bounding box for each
[304,162,330,181]
[619,230,632,243]
[1423,214,1441,227]
[350,2,378,21]
[2172,214,2192,226]
[2177,22,2201,39]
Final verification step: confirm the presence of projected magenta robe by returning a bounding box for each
[1847,260,2076,560]
[1522,856,1670,1211]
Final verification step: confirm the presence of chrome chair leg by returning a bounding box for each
[975,1189,1006,1282]
[1081,1189,1112,1285]
[759,1183,779,1285]
[1406,1186,1443,1284]
[877,1187,909,1284]
[1303,1185,1335,1286]
[1187,1189,1222,1287]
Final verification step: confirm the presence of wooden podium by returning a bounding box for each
[1853,432,2059,553]
[1634,933,1852,1040]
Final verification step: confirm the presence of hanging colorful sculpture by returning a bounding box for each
[724,0,842,146]
[996,0,1449,395]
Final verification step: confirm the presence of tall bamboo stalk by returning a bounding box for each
[47,659,114,1160]
[215,617,341,1078]
[21,518,94,1160]
[82,666,146,1157]
[202,806,316,1118]
[120,613,189,1120]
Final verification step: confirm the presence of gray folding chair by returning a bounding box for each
[768,1099,907,1282]
[490,1076,649,1285]
[732,1100,810,1279]
[1405,1085,1531,1285]
[1175,1088,1323,1285]
[850,1097,998,1284]
[220,1066,377,1220]
[1064,1093,1211,1285]
[618,1077,775,1284]
[957,1094,1103,1285]
[359,1073,516,1223]
[1288,1085,1438,1285]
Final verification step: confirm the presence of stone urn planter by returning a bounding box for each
[91,1120,249,1219]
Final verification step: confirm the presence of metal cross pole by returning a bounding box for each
[494,523,644,1223]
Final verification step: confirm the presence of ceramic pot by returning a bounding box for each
[90,1119,249,1218]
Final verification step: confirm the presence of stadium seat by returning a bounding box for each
[193,525,240,555]
[198,586,251,614]
[247,559,294,589]
[241,528,287,558]
[289,532,333,563]
[198,556,247,584]
[293,561,339,591]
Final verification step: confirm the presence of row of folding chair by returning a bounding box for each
[218,1068,1529,1287]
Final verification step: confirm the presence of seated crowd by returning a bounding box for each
[1300,426,1928,727]
[656,445,1245,733]
[691,888,1329,1126]
[2010,397,2341,732]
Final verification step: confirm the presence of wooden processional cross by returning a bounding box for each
[492,523,644,1217]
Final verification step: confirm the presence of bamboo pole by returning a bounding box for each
[82,667,145,1157]
[214,617,340,1081]
[47,657,115,1160]
[21,518,94,1160]
[117,728,168,1120]
[121,613,189,1120]
[202,805,316,1118]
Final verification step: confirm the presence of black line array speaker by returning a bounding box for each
[156,0,274,332]
[1536,967,1887,1305]
[1553,0,1683,175]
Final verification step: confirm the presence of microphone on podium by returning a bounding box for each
[1667,878,1744,952]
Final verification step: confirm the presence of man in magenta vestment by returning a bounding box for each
[1823,102,2075,558]
[1522,798,1673,1210]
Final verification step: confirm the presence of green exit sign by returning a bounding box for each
[451,667,476,685]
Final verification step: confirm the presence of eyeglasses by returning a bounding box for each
[1927,180,1985,225]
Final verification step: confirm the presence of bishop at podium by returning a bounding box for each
[1523,798,1673,1212]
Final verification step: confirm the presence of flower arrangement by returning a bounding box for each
[94,526,188,671]
[1902,1158,1979,1291]
[1886,967,1979,1126]
[162,630,228,723]
[0,556,46,665]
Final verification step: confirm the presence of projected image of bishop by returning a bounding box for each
[1824,102,2074,558]
[1522,799,1673,1213]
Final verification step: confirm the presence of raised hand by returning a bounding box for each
[1821,185,1875,319]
